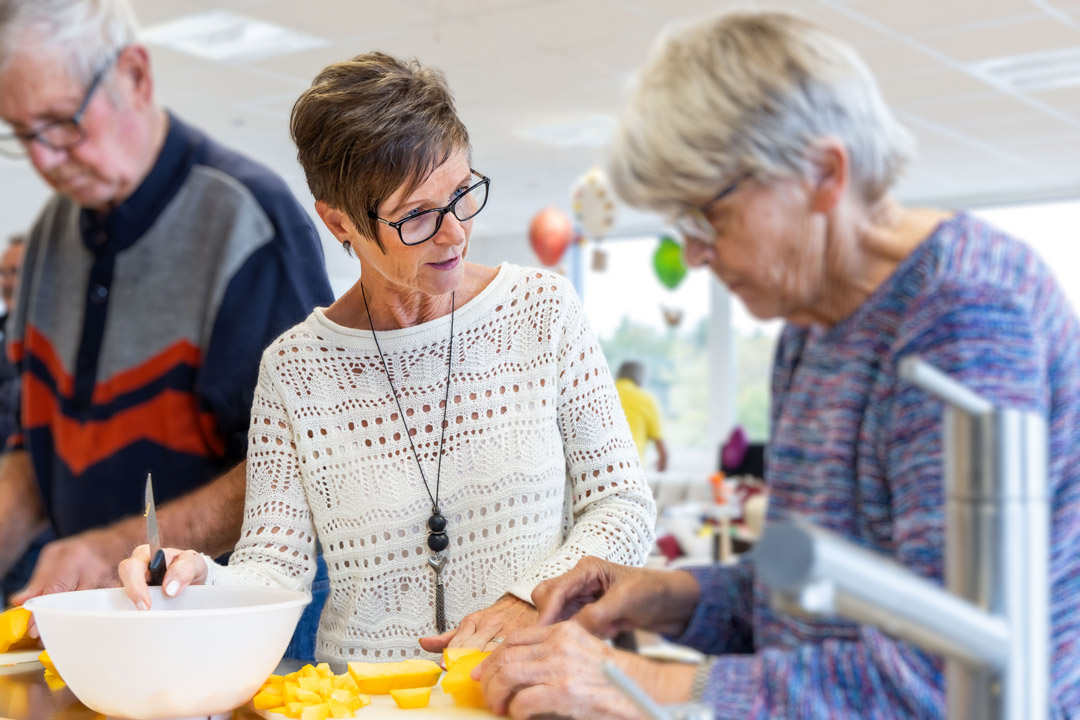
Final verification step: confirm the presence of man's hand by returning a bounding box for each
[11,526,131,606]
[531,556,702,638]
[419,594,538,655]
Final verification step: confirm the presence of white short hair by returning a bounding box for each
[0,0,138,87]
[609,11,915,216]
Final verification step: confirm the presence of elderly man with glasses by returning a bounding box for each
[0,0,333,649]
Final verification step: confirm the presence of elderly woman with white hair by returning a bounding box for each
[475,11,1080,719]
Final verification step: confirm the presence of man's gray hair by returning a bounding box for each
[608,11,915,217]
[0,0,138,87]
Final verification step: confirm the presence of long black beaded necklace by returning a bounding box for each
[361,284,454,633]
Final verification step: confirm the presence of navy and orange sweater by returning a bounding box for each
[7,113,334,538]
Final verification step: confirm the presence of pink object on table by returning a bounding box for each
[722,426,749,470]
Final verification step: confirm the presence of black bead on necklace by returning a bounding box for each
[361,284,454,632]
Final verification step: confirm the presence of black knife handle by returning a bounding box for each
[148,548,167,587]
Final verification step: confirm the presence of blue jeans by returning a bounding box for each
[284,554,328,662]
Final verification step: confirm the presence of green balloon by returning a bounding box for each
[653,236,687,289]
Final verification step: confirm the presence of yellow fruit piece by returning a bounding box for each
[348,694,371,711]
[284,682,300,704]
[327,698,352,719]
[284,701,306,719]
[347,659,441,694]
[298,675,319,693]
[318,677,333,699]
[0,607,34,653]
[252,689,283,710]
[440,651,490,709]
[269,707,289,716]
[443,647,482,670]
[300,703,330,720]
[300,664,318,679]
[316,662,333,678]
[332,673,359,693]
[43,671,66,692]
[390,687,432,709]
[294,687,321,704]
[38,649,58,675]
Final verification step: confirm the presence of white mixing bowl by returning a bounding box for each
[25,585,309,720]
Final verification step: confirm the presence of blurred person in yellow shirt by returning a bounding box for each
[615,360,668,472]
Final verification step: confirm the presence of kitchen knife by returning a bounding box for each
[144,473,166,586]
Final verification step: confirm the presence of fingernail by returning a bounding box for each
[28,625,38,639]
[136,599,148,611]
[165,580,179,597]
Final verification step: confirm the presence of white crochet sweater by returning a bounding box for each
[205,264,656,662]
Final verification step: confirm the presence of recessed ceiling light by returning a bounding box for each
[518,115,616,148]
[141,10,328,64]
[969,46,1080,92]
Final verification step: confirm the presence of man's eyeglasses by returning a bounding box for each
[369,170,490,246]
[671,173,750,244]
[0,50,121,160]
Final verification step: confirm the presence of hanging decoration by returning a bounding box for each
[660,306,684,328]
[653,235,688,290]
[571,167,617,240]
[528,206,574,267]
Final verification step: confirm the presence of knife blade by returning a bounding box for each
[144,473,166,586]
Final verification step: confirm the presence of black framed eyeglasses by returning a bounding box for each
[368,170,490,246]
[0,49,122,160]
[672,172,751,244]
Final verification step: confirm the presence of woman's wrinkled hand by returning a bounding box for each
[419,594,538,656]
[475,621,649,719]
[531,556,701,638]
[117,544,208,610]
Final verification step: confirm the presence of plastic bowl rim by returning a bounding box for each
[22,585,311,620]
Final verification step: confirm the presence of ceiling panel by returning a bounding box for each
[4,0,1080,257]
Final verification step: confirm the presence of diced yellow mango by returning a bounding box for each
[0,607,34,653]
[390,687,432,709]
[300,703,330,720]
[316,662,333,678]
[346,659,442,694]
[298,675,319,693]
[284,681,300,704]
[284,701,306,719]
[443,646,482,670]
[327,698,352,719]
[347,694,370,711]
[42,671,66,692]
[294,687,322,704]
[332,673,359,693]
[318,677,333,699]
[440,651,490,709]
[300,664,318,679]
[38,650,57,675]
[252,689,283,709]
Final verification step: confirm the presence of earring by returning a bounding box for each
[343,240,352,255]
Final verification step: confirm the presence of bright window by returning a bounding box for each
[581,237,713,471]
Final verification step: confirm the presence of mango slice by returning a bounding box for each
[440,651,490,709]
[0,607,35,653]
[443,646,482,670]
[390,686,432,709]
[346,659,441,694]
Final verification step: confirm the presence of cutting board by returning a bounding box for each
[253,685,493,719]
[0,649,41,674]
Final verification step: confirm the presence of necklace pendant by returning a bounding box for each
[428,553,448,633]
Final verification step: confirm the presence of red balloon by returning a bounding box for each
[528,207,574,266]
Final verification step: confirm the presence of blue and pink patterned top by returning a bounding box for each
[671,213,1080,718]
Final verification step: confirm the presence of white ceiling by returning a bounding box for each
[4,0,1080,286]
